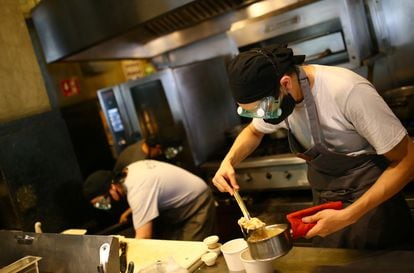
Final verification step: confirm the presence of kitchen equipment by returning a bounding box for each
[99,243,110,273]
[229,0,373,69]
[381,85,414,122]
[122,238,207,273]
[126,262,134,273]
[233,190,251,221]
[202,153,311,244]
[0,230,120,273]
[286,201,343,240]
[119,242,127,273]
[61,229,87,235]
[203,235,219,250]
[201,252,218,266]
[247,224,292,261]
[247,201,343,261]
[234,190,269,240]
[34,222,42,233]
[0,256,42,273]
[202,154,309,192]
[97,56,239,168]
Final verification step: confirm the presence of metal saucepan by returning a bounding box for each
[243,201,343,261]
[233,191,293,261]
[245,224,292,261]
[233,192,341,261]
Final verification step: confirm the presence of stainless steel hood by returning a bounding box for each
[31,0,316,63]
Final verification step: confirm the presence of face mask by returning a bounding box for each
[263,93,296,124]
[237,95,283,119]
[94,195,112,210]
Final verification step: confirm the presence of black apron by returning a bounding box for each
[285,66,414,250]
[153,188,217,241]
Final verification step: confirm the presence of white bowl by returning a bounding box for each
[201,252,218,266]
[207,243,222,255]
[203,235,219,249]
[240,248,274,273]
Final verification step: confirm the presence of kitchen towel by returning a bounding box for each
[286,201,343,239]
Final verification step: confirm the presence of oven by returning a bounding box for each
[97,57,239,169]
[227,0,374,68]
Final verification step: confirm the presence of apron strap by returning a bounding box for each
[296,66,324,145]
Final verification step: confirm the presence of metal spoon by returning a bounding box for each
[233,190,267,238]
[233,189,252,238]
[233,189,251,220]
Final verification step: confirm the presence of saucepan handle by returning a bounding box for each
[286,201,343,239]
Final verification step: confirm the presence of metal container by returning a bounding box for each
[246,224,293,261]
[0,256,42,273]
[381,85,414,121]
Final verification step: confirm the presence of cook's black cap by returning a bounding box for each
[82,170,113,200]
[227,44,305,104]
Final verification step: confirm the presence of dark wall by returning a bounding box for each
[60,99,115,178]
[0,110,93,232]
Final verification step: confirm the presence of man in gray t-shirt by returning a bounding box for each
[83,160,216,241]
[212,45,414,249]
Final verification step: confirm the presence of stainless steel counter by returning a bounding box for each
[196,246,414,273]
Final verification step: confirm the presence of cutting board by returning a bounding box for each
[122,238,208,272]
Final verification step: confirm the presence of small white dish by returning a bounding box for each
[201,252,218,266]
[61,229,87,235]
[203,235,219,249]
[207,243,222,255]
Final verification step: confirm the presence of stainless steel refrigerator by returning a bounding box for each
[97,56,240,169]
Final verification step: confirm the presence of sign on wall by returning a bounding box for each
[60,77,80,97]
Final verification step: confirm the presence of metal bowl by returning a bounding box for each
[246,224,293,261]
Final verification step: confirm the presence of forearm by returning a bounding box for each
[212,123,264,193]
[223,123,263,166]
[346,136,414,222]
[135,221,153,239]
[303,136,414,239]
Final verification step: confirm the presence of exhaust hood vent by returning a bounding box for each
[145,0,254,37]
[31,0,259,63]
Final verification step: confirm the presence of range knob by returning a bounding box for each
[243,173,252,182]
[265,172,272,179]
[284,171,292,180]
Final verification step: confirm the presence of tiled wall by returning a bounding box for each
[0,0,50,123]
[0,0,91,232]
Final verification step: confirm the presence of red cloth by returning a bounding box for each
[286,201,343,239]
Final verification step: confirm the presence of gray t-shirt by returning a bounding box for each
[123,160,208,230]
[253,65,406,155]
[113,140,147,173]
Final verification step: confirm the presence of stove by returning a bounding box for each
[201,152,312,244]
[201,153,310,192]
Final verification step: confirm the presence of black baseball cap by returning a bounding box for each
[227,44,305,104]
[82,170,113,200]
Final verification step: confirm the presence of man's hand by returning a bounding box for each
[212,122,264,195]
[212,160,239,194]
[119,208,132,223]
[302,208,355,238]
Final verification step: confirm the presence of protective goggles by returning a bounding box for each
[93,171,127,210]
[93,195,112,210]
[237,95,283,119]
